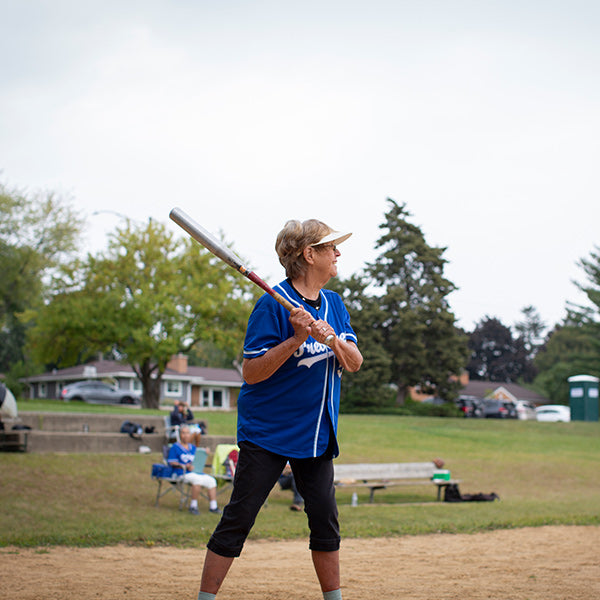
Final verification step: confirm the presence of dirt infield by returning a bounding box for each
[3,525,599,599]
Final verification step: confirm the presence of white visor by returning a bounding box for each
[310,230,352,247]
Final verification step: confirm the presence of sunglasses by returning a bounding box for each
[315,243,338,252]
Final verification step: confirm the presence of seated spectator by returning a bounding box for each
[278,463,304,512]
[168,425,221,515]
[170,400,206,445]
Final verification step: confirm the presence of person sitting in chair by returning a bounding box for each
[170,401,206,446]
[168,425,221,515]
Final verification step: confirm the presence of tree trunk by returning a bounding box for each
[395,385,407,406]
[142,376,161,409]
[136,360,163,409]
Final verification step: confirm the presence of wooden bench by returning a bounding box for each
[333,462,458,502]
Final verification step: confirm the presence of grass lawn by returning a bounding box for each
[1,409,598,547]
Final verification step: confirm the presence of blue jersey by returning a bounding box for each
[237,279,358,459]
[167,442,196,476]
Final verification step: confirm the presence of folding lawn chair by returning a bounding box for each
[211,443,239,495]
[151,446,209,510]
[151,464,189,510]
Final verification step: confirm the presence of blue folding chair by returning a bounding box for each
[152,446,209,509]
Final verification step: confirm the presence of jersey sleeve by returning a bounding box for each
[242,294,290,359]
[167,444,181,464]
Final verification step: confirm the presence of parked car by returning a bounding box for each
[456,396,484,418]
[60,381,141,405]
[514,400,537,420]
[422,397,447,406]
[481,398,518,419]
[535,405,571,422]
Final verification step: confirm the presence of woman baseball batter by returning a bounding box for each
[198,218,363,600]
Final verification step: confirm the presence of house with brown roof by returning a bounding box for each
[459,379,549,405]
[410,371,549,405]
[21,354,243,410]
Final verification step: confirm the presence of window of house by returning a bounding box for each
[201,388,227,409]
[131,379,142,392]
[165,381,182,396]
[39,383,47,398]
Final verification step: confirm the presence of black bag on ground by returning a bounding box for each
[120,420,143,439]
[461,491,500,502]
[444,483,463,502]
[444,483,499,502]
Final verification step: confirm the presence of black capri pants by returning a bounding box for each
[207,441,340,558]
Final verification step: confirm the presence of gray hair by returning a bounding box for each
[275,219,333,279]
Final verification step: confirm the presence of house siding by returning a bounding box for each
[21,359,242,410]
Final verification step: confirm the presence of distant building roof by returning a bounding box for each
[178,365,243,385]
[461,380,548,404]
[22,360,243,388]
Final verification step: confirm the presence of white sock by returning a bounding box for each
[197,592,216,600]
[190,499,198,509]
[323,589,342,600]
[209,500,218,510]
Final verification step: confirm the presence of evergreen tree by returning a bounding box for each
[515,305,547,361]
[533,245,600,401]
[328,274,395,412]
[365,199,468,403]
[573,245,600,362]
[534,320,597,403]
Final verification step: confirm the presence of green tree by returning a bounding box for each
[328,274,395,412]
[533,246,600,401]
[467,316,532,383]
[572,245,600,362]
[576,245,600,312]
[0,182,82,387]
[25,219,258,408]
[534,320,597,403]
[514,305,547,361]
[364,199,469,403]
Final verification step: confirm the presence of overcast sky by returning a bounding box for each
[2,1,599,333]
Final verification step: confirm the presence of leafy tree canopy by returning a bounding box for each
[25,219,259,408]
[466,316,533,383]
[0,181,83,384]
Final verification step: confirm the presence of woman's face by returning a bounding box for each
[311,243,341,280]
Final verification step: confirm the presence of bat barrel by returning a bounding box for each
[169,207,335,347]
[169,207,247,273]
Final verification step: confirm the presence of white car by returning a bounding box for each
[535,405,571,422]
[515,400,537,420]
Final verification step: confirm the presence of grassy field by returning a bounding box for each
[1,408,598,548]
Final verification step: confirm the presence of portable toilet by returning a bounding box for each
[567,375,599,422]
